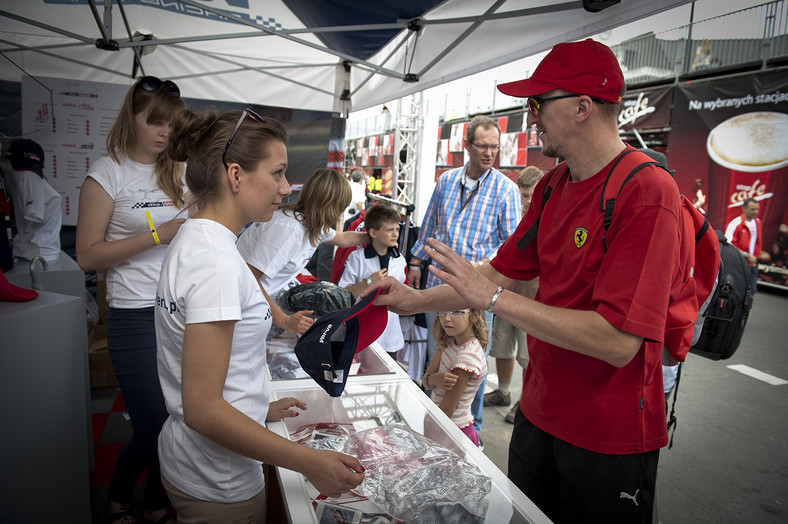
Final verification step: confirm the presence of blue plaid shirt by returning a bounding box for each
[412,165,520,289]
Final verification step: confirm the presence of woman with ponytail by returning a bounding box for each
[155,108,364,522]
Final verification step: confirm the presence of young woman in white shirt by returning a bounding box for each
[75,76,186,524]
[156,108,364,522]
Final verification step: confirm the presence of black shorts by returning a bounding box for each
[508,410,659,524]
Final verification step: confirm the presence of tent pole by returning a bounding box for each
[115,0,147,78]
[86,0,112,45]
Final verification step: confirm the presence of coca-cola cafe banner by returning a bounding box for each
[668,71,788,290]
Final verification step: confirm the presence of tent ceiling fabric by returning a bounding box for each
[0,0,692,113]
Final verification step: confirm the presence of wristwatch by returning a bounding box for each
[487,286,504,313]
[366,276,373,286]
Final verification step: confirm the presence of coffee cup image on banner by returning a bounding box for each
[707,111,788,172]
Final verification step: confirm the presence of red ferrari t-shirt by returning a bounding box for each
[491,147,682,454]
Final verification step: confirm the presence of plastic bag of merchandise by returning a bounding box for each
[280,282,354,317]
[308,423,491,523]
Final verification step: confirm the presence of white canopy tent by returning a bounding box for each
[1,0,693,114]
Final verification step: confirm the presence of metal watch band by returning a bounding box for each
[487,286,504,313]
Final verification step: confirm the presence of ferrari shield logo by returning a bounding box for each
[574,228,588,248]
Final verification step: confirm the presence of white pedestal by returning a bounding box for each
[4,251,94,472]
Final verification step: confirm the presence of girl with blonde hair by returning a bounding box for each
[76,76,186,524]
[422,308,489,446]
[236,168,369,333]
[156,108,364,522]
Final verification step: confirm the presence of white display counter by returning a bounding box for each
[268,379,552,524]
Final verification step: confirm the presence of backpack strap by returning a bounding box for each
[599,149,663,252]
[666,362,683,449]
[696,213,711,243]
[517,149,667,253]
[516,163,570,250]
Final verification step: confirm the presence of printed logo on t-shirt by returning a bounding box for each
[131,200,177,209]
[129,189,175,209]
[574,227,588,249]
[156,294,177,314]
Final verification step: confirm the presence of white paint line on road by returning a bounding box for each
[727,364,788,386]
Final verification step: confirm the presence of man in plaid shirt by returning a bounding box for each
[408,115,520,438]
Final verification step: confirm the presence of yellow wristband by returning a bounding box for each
[145,211,161,246]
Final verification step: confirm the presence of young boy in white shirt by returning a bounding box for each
[338,204,406,358]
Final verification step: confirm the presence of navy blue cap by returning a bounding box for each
[294,288,387,397]
[6,139,44,176]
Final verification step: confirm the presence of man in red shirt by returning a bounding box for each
[365,39,684,522]
[725,197,761,294]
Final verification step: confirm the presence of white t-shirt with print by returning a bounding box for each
[338,245,406,353]
[155,218,272,503]
[235,209,336,294]
[88,154,186,309]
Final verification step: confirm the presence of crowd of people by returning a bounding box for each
[1,35,760,524]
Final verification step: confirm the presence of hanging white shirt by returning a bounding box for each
[6,167,62,262]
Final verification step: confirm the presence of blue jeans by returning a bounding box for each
[107,307,170,511]
[750,265,758,295]
[426,310,492,435]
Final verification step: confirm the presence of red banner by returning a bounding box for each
[669,71,788,289]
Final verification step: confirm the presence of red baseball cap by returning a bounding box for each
[497,39,624,104]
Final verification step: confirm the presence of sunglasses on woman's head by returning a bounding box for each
[136,76,180,97]
[222,108,267,170]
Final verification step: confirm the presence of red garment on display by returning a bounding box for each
[0,270,38,301]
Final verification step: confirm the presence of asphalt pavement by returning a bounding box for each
[479,286,788,524]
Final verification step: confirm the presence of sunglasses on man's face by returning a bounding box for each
[527,93,608,116]
[527,94,582,116]
[222,108,267,170]
[136,76,180,97]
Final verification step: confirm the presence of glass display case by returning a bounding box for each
[267,380,552,524]
[267,330,410,384]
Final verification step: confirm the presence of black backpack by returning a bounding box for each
[689,230,753,360]
[667,230,753,447]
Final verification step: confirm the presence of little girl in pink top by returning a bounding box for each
[422,309,488,446]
